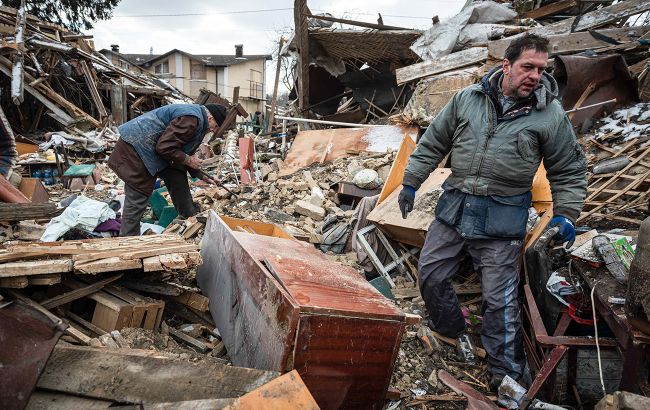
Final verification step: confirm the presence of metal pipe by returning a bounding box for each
[565,98,617,113]
[275,115,381,128]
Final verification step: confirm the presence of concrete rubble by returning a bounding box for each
[1,1,650,409]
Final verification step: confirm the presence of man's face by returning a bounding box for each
[207,114,219,132]
[502,49,548,99]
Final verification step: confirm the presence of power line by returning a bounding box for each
[113,8,293,18]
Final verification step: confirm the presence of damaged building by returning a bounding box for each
[2,1,650,409]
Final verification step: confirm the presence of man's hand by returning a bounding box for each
[183,154,203,170]
[547,215,576,248]
[398,185,416,219]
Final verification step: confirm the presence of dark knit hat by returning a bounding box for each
[204,104,227,126]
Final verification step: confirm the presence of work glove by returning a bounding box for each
[548,215,576,248]
[398,185,416,219]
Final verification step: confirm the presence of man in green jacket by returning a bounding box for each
[398,34,587,390]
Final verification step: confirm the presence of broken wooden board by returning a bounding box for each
[377,131,417,205]
[512,0,650,40]
[74,256,142,274]
[521,0,577,20]
[26,391,113,410]
[0,258,72,277]
[37,345,279,403]
[278,125,417,177]
[367,168,452,247]
[396,47,488,85]
[403,67,480,126]
[0,276,28,288]
[0,202,62,221]
[28,274,61,286]
[170,290,210,312]
[489,25,650,59]
[224,370,319,409]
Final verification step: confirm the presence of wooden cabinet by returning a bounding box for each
[197,212,406,409]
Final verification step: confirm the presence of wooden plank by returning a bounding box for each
[367,168,453,247]
[79,60,108,118]
[167,326,209,353]
[182,222,203,239]
[528,0,650,37]
[267,37,286,133]
[170,290,210,312]
[74,257,142,274]
[28,274,61,286]
[490,26,650,59]
[40,274,123,309]
[304,12,408,31]
[121,244,199,260]
[0,258,72,277]
[26,391,112,410]
[396,47,488,85]
[159,253,188,270]
[37,345,279,403]
[522,0,577,20]
[377,135,416,204]
[0,276,28,288]
[0,202,62,221]
[227,370,319,409]
[65,311,107,336]
[143,255,163,272]
[294,0,309,112]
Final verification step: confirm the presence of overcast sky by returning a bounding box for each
[89,0,468,93]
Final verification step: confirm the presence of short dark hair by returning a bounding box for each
[504,33,549,63]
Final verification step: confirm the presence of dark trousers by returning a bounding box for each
[120,167,197,236]
[418,219,526,379]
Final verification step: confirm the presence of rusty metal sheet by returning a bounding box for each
[439,370,499,410]
[555,54,638,130]
[0,297,64,410]
[196,211,300,372]
[279,125,417,177]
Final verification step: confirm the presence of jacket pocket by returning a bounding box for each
[516,130,540,164]
[485,192,531,238]
[434,183,465,227]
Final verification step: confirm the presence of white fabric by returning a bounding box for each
[41,195,115,241]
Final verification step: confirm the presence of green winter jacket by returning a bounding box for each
[403,67,587,222]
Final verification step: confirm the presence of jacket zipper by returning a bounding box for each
[472,96,498,194]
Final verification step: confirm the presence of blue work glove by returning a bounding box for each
[398,185,416,219]
[548,215,576,248]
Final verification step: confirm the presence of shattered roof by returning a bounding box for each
[308,28,422,65]
[120,49,271,67]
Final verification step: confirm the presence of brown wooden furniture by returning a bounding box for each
[198,211,407,409]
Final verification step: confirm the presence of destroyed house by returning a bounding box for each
[101,46,272,114]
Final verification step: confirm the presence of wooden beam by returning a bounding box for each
[294,0,310,112]
[0,259,72,277]
[304,12,410,31]
[170,290,210,312]
[396,48,488,85]
[40,274,123,309]
[267,37,285,133]
[74,257,142,275]
[110,84,128,125]
[37,345,279,403]
[522,0,578,20]
[167,326,209,353]
[0,202,62,221]
[532,0,650,37]
[0,57,74,126]
[489,26,650,59]
[79,60,108,119]
[28,274,62,286]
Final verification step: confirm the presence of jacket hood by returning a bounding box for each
[481,66,559,110]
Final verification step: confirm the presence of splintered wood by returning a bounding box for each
[0,235,200,280]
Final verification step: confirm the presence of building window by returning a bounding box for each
[154,61,170,74]
[118,60,130,70]
[249,68,263,99]
[190,60,206,80]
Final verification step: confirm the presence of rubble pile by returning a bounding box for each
[2,1,650,409]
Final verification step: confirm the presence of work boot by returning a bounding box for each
[456,333,476,364]
[489,373,505,392]
[489,368,532,392]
